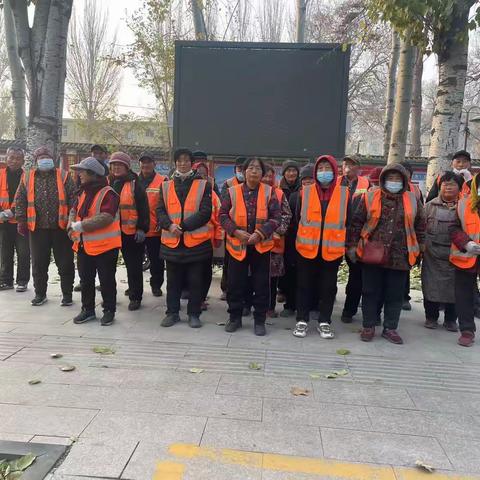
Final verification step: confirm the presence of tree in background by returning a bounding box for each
[408,47,424,157]
[296,0,309,43]
[257,0,285,42]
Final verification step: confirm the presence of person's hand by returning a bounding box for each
[0,212,8,222]
[17,223,28,237]
[71,221,84,233]
[247,232,262,245]
[233,229,251,244]
[134,230,146,243]
[213,239,222,249]
[346,247,357,263]
[466,241,480,255]
[2,209,13,219]
[168,223,183,238]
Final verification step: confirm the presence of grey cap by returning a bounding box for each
[71,157,107,177]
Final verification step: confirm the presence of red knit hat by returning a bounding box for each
[33,146,53,161]
[110,151,131,169]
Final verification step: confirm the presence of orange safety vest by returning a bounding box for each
[25,168,69,231]
[210,190,223,246]
[119,181,138,235]
[226,176,240,188]
[161,179,211,248]
[0,168,21,224]
[356,189,420,266]
[272,187,285,254]
[72,187,121,256]
[296,183,349,261]
[226,183,274,261]
[353,176,370,197]
[449,197,480,269]
[145,173,166,238]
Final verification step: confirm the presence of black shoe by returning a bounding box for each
[341,314,353,324]
[124,288,130,296]
[128,300,141,311]
[152,288,163,297]
[0,283,14,291]
[61,295,73,306]
[402,300,412,311]
[254,323,266,336]
[100,311,115,326]
[73,284,82,292]
[225,318,242,333]
[73,310,96,324]
[16,283,27,293]
[31,295,47,306]
[242,307,251,317]
[161,313,180,327]
[188,315,202,328]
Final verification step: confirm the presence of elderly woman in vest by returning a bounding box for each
[69,158,121,326]
[108,152,149,311]
[348,164,426,345]
[422,172,462,332]
[15,146,76,307]
[157,148,212,328]
[219,157,280,336]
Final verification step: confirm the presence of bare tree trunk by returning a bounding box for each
[383,30,400,160]
[409,47,423,157]
[190,0,207,40]
[427,0,471,189]
[387,34,415,164]
[296,0,307,43]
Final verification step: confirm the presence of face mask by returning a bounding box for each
[174,169,193,179]
[385,181,403,194]
[236,172,245,182]
[316,171,334,185]
[37,158,55,171]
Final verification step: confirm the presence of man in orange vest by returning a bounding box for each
[69,157,121,326]
[15,146,76,307]
[138,153,166,297]
[156,148,212,328]
[0,147,30,292]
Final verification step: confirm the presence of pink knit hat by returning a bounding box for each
[109,151,131,169]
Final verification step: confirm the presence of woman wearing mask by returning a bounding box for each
[348,164,425,345]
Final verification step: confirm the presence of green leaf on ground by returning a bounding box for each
[93,346,116,355]
[60,365,76,372]
[50,353,62,359]
[309,373,321,379]
[9,453,36,472]
[28,379,41,385]
[336,348,350,355]
[189,368,204,373]
[334,369,349,376]
[325,372,338,379]
[248,362,262,370]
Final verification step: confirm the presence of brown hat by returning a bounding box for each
[33,146,53,161]
[110,151,131,169]
[343,155,361,166]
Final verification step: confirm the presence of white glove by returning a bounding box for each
[2,209,13,219]
[466,241,480,255]
[0,212,8,221]
[71,221,84,233]
[460,169,473,182]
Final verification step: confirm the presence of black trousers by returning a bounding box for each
[0,223,30,285]
[227,247,270,323]
[121,233,144,301]
[282,262,297,311]
[455,268,478,333]
[362,264,408,330]
[202,257,213,301]
[270,277,278,311]
[144,236,164,290]
[296,256,340,324]
[78,247,118,313]
[166,260,204,316]
[220,248,230,293]
[342,257,362,317]
[424,299,457,324]
[404,274,411,301]
[30,228,74,297]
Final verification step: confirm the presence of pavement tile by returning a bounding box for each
[36,364,128,386]
[438,436,480,474]
[0,432,34,442]
[30,435,73,445]
[121,368,222,388]
[407,388,480,413]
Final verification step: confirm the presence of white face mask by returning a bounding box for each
[37,158,55,171]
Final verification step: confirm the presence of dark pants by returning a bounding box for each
[424,299,456,324]
[0,223,30,285]
[296,256,340,324]
[78,247,118,313]
[282,262,297,311]
[227,248,270,324]
[202,257,213,301]
[144,236,164,290]
[362,264,408,330]
[270,277,278,311]
[455,268,478,333]
[30,228,74,297]
[220,248,230,293]
[342,257,362,317]
[166,260,204,316]
[121,233,144,302]
[404,274,411,301]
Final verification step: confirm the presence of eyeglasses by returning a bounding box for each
[246,166,262,172]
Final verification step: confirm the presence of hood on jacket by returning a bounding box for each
[314,155,339,187]
[379,163,409,194]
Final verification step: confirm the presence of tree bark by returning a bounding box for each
[427,0,471,189]
[409,47,424,157]
[190,0,207,40]
[296,0,307,43]
[387,34,415,164]
[383,30,400,160]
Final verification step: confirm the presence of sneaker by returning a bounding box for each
[0,283,14,290]
[424,319,438,329]
[100,311,115,326]
[402,300,412,311]
[266,310,278,318]
[242,307,251,317]
[128,300,141,311]
[254,323,266,336]
[220,291,227,301]
[443,321,458,333]
[73,310,96,324]
[31,295,47,306]
[188,315,202,328]
[73,283,82,292]
[458,331,475,347]
[152,288,163,297]
[61,295,73,306]
[360,327,375,342]
[161,313,180,327]
[382,329,404,344]
[341,314,354,324]
[225,317,242,333]
[276,293,286,303]
[280,308,295,318]
[317,322,334,339]
[16,284,27,293]
[293,320,308,338]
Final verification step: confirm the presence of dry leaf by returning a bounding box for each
[290,387,310,396]
[60,365,76,372]
[336,348,350,355]
[28,379,41,385]
[415,460,435,473]
[334,369,349,376]
[50,353,62,359]
[325,372,338,379]
[189,368,204,373]
[216,322,226,326]
[309,373,321,379]
[93,346,115,355]
[248,362,262,370]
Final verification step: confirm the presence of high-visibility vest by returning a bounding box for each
[145,173,166,238]
[356,189,420,266]
[119,181,138,235]
[161,179,211,248]
[272,187,285,254]
[409,182,422,202]
[353,176,369,197]
[210,191,223,246]
[25,168,69,231]
[0,168,21,224]
[226,183,274,261]
[449,197,480,269]
[296,183,349,261]
[226,176,240,188]
[72,186,121,256]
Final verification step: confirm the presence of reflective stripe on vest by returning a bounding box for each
[145,173,165,237]
[226,183,274,261]
[296,183,349,260]
[72,186,122,256]
[0,169,20,224]
[450,198,480,269]
[353,176,370,197]
[25,169,68,231]
[356,189,420,266]
[272,187,285,254]
[119,181,137,235]
[226,177,240,188]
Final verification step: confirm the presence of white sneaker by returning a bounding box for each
[293,321,308,338]
[317,322,335,339]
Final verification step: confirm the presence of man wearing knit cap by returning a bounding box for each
[15,146,76,306]
[109,151,150,311]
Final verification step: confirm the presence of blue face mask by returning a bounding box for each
[385,181,403,194]
[236,172,245,182]
[37,158,55,171]
[316,171,334,185]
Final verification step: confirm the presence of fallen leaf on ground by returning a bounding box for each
[415,460,435,473]
[290,387,310,396]
[336,348,350,355]
[92,346,115,355]
[60,365,76,372]
[50,353,62,359]
[189,368,204,373]
[28,379,41,385]
[325,372,339,379]
[309,373,321,379]
[216,322,226,326]
[8,453,36,473]
[248,362,262,370]
[334,369,349,376]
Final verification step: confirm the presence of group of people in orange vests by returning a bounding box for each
[0,145,479,346]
